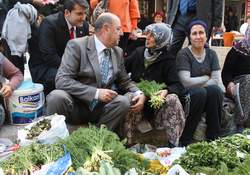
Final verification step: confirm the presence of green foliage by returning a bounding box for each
[0,143,64,174]
[137,79,166,109]
[243,128,250,136]
[75,161,121,175]
[217,134,250,154]
[176,134,250,174]
[59,125,141,174]
[177,141,240,173]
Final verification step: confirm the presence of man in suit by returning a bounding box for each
[28,0,89,95]
[166,0,223,57]
[46,12,145,134]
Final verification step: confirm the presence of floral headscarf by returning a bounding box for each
[234,25,250,56]
[144,23,173,50]
[144,23,173,67]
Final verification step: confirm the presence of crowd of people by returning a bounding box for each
[0,0,249,147]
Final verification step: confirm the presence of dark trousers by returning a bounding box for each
[119,33,130,56]
[31,67,57,96]
[38,67,57,96]
[169,12,196,58]
[46,90,130,135]
[180,85,223,146]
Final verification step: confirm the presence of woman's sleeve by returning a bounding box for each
[206,70,225,92]
[125,51,135,74]
[129,0,140,29]
[163,60,184,96]
[2,57,23,90]
[178,71,209,88]
[90,0,99,10]
[221,48,238,88]
[176,49,191,71]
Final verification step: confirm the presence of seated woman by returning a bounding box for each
[0,52,23,125]
[125,23,185,147]
[176,20,224,146]
[153,11,165,23]
[222,25,250,128]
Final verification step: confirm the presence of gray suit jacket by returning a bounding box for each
[55,35,139,106]
[167,0,223,30]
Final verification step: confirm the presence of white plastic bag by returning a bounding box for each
[18,114,69,146]
[167,164,189,175]
[156,147,186,166]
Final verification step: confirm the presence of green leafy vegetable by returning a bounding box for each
[137,79,166,109]
[176,134,250,174]
[59,125,142,174]
[0,143,64,174]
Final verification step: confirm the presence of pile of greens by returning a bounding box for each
[0,143,64,174]
[59,125,142,174]
[26,118,51,139]
[137,79,166,109]
[176,134,250,174]
[193,155,250,175]
[217,134,250,154]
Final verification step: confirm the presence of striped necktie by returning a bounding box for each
[101,48,111,85]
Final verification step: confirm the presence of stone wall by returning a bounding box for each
[211,46,231,68]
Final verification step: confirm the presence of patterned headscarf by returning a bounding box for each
[234,25,250,56]
[144,22,173,50]
[144,23,173,67]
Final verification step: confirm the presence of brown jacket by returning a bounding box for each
[91,0,140,33]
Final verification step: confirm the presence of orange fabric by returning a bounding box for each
[90,0,140,33]
[90,0,99,9]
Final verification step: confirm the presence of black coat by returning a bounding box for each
[28,12,89,82]
[125,46,184,118]
[125,46,184,96]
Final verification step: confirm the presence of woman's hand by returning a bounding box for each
[156,89,168,98]
[0,84,13,98]
[226,82,236,97]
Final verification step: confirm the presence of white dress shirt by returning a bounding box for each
[65,17,76,38]
[93,35,114,99]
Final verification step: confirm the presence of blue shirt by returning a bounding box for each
[179,0,196,15]
[188,0,196,11]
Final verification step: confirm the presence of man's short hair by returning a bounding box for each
[246,15,250,20]
[94,13,115,32]
[64,0,89,12]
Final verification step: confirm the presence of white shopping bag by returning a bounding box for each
[18,114,69,146]
[167,164,189,175]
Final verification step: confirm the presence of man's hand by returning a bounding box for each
[156,89,168,98]
[227,82,236,97]
[130,94,146,113]
[0,84,13,98]
[98,89,118,103]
